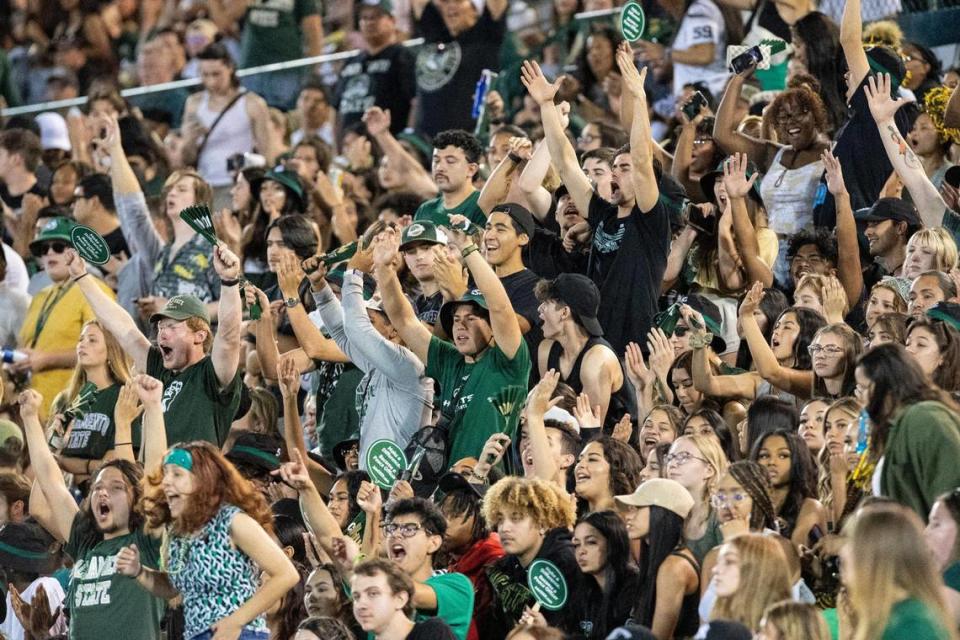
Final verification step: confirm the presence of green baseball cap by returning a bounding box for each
[438,289,489,337]
[29,216,77,255]
[251,168,306,212]
[0,419,23,447]
[149,294,211,324]
[400,221,448,250]
[359,0,394,14]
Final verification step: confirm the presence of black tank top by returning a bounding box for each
[669,550,702,639]
[546,336,636,430]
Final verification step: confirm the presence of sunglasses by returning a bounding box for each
[32,241,69,258]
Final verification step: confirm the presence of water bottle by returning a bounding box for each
[729,46,763,74]
[856,409,870,454]
[1,348,28,364]
[471,69,497,120]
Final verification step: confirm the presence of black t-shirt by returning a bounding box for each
[414,3,505,137]
[103,226,130,259]
[587,192,671,355]
[0,180,46,211]
[526,227,590,279]
[813,75,915,228]
[415,289,444,327]
[335,44,417,135]
[406,617,458,640]
[501,267,543,358]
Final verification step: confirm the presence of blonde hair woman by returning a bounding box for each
[757,601,830,640]
[843,505,957,640]
[904,227,959,280]
[817,397,863,531]
[710,533,792,630]
[664,434,730,563]
[54,320,134,475]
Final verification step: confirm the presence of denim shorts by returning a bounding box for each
[190,629,270,640]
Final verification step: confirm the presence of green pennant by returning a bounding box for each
[179,205,219,246]
[488,385,527,440]
[65,381,98,421]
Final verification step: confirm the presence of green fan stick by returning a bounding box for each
[179,205,219,246]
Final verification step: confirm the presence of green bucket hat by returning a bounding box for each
[700,159,763,207]
[29,216,77,255]
[251,168,306,212]
[439,289,489,337]
[400,221,449,250]
[149,294,211,325]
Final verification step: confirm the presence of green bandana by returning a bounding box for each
[163,448,193,471]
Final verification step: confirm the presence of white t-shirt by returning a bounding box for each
[2,243,29,295]
[0,576,66,640]
[672,0,729,99]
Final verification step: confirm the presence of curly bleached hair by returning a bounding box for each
[141,441,273,535]
[482,476,576,532]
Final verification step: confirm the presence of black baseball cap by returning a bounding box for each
[333,437,360,471]
[0,522,58,574]
[491,202,535,238]
[854,197,922,226]
[550,273,604,337]
[944,165,960,190]
[225,432,282,473]
[926,301,960,331]
[685,293,727,353]
[437,471,487,499]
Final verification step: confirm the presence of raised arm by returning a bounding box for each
[110,382,140,464]
[864,74,947,226]
[840,0,870,90]
[19,390,78,543]
[616,44,658,213]
[723,154,774,287]
[690,336,759,399]
[671,103,710,202]
[362,108,436,199]
[822,151,864,303]
[372,228,433,364]
[65,249,150,372]
[277,451,343,555]
[448,226,523,358]
[133,374,168,473]
[478,154,520,215]
[211,244,243,388]
[521,60,594,216]
[246,94,278,167]
[739,283,813,397]
[516,140,555,220]
[713,73,776,165]
[278,256,349,364]
[524,371,562,483]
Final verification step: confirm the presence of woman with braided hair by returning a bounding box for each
[698,461,803,622]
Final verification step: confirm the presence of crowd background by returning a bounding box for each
[1,0,960,639]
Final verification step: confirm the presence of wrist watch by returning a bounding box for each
[285,297,299,309]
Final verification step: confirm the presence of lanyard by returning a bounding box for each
[30,282,73,348]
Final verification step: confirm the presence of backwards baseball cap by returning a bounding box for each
[225,433,282,474]
[0,522,58,574]
[615,478,695,519]
[490,202,535,239]
[854,197,922,226]
[400,221,448,250]
[149,294,211,325]
[550,273,603,337]
[438,470,487,499]
[35,112,71,152]
[438,289,489,337]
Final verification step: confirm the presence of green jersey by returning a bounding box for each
[60,383,142,460]
[65,515,164,640]
[419,572,474,640]
[239,0,320,67]
[426,336,530,463]
[413,191,486,229]
[147,346,242,446]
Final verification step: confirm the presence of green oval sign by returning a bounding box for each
[365,439,408,489]
[619,1,646,42]
[70,224,111,265]
[527,559,568,611]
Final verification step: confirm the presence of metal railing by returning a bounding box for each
[1,37,425,118]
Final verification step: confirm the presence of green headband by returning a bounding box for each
[0,539,50,561]
[866,53,902,93]
[163,448,193,471]
[230,445,279,469]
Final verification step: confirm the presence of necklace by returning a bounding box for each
[774,147,801,188]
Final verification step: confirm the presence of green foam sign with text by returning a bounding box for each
[620,2,646,42]
[71,225,111,265]
[527,559,568,610]
[365,439,407,489]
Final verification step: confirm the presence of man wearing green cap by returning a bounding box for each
[16,217,115,419]
[399,220,452,326]
[65,242,243,446]
[373,222,530,464]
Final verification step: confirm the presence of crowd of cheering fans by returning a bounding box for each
[1,0,960,638]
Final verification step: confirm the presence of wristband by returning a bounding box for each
[461,244,479,259]
[508,152,524,164]
[688,332,714,350]
[114,442,133,447]
[135,564,144,578]
[72,272,90,282]
[220,278,240,287]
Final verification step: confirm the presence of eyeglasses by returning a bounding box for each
[380,522,426,538]
[807,345,845,356]
[711,491,748,508]
[693,137,712,145]
[32,241,68,258]
[664,451,708,467]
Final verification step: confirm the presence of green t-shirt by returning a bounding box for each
[419,572,474,640]
[64,514,164,640]
[426,336,531,463]
[316,363,364,462]
[882,598,950,640]
[60,383,142,460]
[413,191,486,229]
[944,561,960,592]
[147,346,242,446]
[239,0,320,67]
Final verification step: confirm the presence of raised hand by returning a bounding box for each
[508,136,533,162]
[10,581,56,639]
[114,382,144,426]
[64,248,88,280]
[276,354,301,399]
[616,42,648,99]
[300,256,328,291]
[822,276,848,322]
[625,342,655,390]
[520,60,564,105]
[864,73,909,124]
[821,150,848,197]
[346,240,375,274]
[371,228,401,271]
[612,413,633,442]
[362,107,392,137]
[330,536,360,574]
[738,281,765,319]
[722,152,758,200]
[572,392,601,430]
[646,328,676,378]
[213,243,241,281]
[18,389,42,419]
[133,374,164,408]
[433,246,468,302]
[527,369,561,419]
[274,449,312,491]
[356,480,383,515]
[388,479,414,502]
[277,252,306,298]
